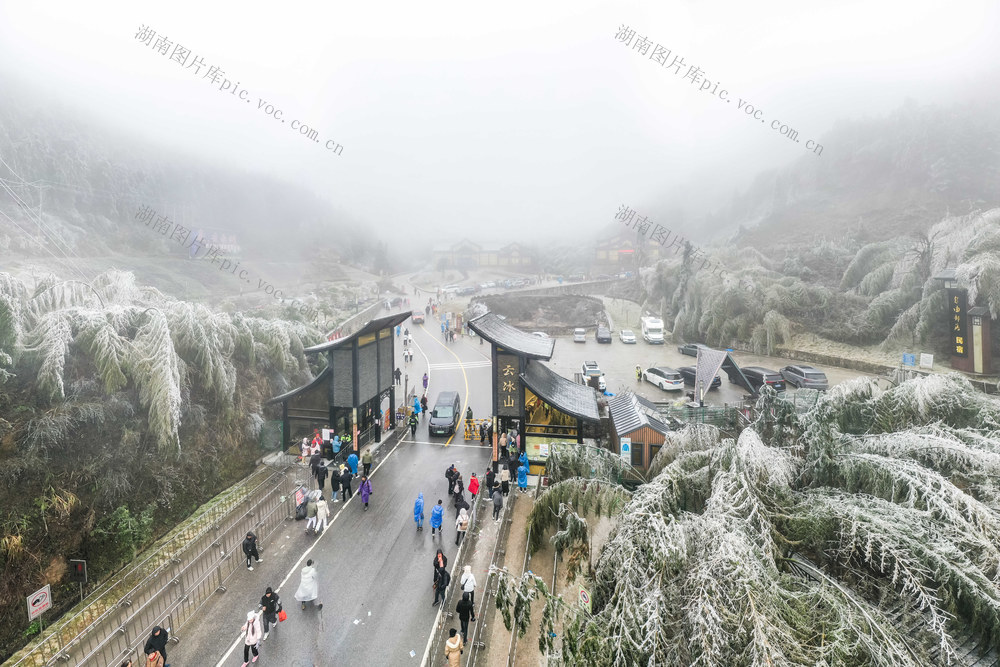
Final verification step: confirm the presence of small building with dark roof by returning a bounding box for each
[266,311,411,456]
[608,391,672,470]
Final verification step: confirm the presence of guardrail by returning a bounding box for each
[424,488,484,667]
[11,466,292,667]
[465,487,520,667]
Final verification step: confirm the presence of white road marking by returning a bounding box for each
[213,433,409,667]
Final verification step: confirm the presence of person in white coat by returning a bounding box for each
[240,610,263,666]
[315,495,330,534]
[295,559,323,611]
[460,565,478,620]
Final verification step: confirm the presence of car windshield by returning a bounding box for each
[804,372,825,379]
[664,373,681,381]
[435,407,453,419]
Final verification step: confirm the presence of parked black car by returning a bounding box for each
[595,325,612,343]
[780,365,829,390]
[678,343,713,357]
[741,366,786,392]
[678,366,721,389]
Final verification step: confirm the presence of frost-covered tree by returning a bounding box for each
[545,374,1000,666]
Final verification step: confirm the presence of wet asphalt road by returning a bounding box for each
[169,320,492,667]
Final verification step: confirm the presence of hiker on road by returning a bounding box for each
[361,448,373,476]
[414,492,425,531]
[359,475,373,511]
[294,559,323,611]
[259,587,281,640]
[240,611,262,666]
[243,532,261,571]
[430,498,445,537]
[457,592,474,642]
[143,626,170,667]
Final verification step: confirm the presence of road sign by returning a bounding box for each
[902,353,916,367]
[920,353,934,369]
[578,585,592,614]
[69,559,87,584]
[27,584,51,621]
[620,437,631,464]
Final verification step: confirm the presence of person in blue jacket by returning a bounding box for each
[414,493,425,532]
[518,450,528,469]
[413,395,422,415]
[347,451,359,475]
[517,463,528,493]
[430,498,445,537]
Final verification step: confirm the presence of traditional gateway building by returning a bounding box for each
[265,312,411,455]
[468,312,603,472]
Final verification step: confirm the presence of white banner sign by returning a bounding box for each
[27,585,51,621]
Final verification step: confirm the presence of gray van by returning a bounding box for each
[429,391,461,436]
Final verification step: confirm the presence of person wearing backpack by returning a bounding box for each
[456,592,474,642]
[455,507,469,546]
[240,611,262,666]
[361,448,373,476]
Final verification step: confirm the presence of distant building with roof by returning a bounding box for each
[594,231,662,268]
[432,239,533,270]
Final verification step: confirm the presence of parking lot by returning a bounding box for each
[543,333,875,406]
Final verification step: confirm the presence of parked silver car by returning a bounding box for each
[780,365,829,390]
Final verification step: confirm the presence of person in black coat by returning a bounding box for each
[259,587,281,638]
[310,452,322,476]
[143,626,169,663]
[453,486,469,513]
[457,592,474,641]
[445,464,458,495]
[340,467,353,499]
[315,463,328,492]
[485,467,495,491]
[242,531,261,570]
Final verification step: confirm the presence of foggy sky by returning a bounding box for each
[1,0,998,247]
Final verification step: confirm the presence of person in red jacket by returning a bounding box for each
[468,473,480,500]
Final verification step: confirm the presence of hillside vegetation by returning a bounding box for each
[0,270,322,660]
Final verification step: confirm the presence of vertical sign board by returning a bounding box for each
[948,288,969,357]
[27,584,51,621]
[902,353,916,367]
[578,585,592,614]
[920,353,934,369]
[496,354,521,417]
[620,437,632,465]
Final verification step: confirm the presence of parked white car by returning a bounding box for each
[618,329,636,344]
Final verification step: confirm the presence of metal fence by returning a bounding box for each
[12,466,293,667]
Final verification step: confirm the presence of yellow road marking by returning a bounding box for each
[423,323,471,447]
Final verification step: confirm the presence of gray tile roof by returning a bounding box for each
[520,361,600,422]
[609,391,671,437]
[468,312,555,360]
[303,311,413,354]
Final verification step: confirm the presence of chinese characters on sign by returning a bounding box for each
[947,288,968,357]
[613,24,823,157]
[496,354,520,417]
[133,25,344,157]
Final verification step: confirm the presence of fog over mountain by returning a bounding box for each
[2,0,997,249]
